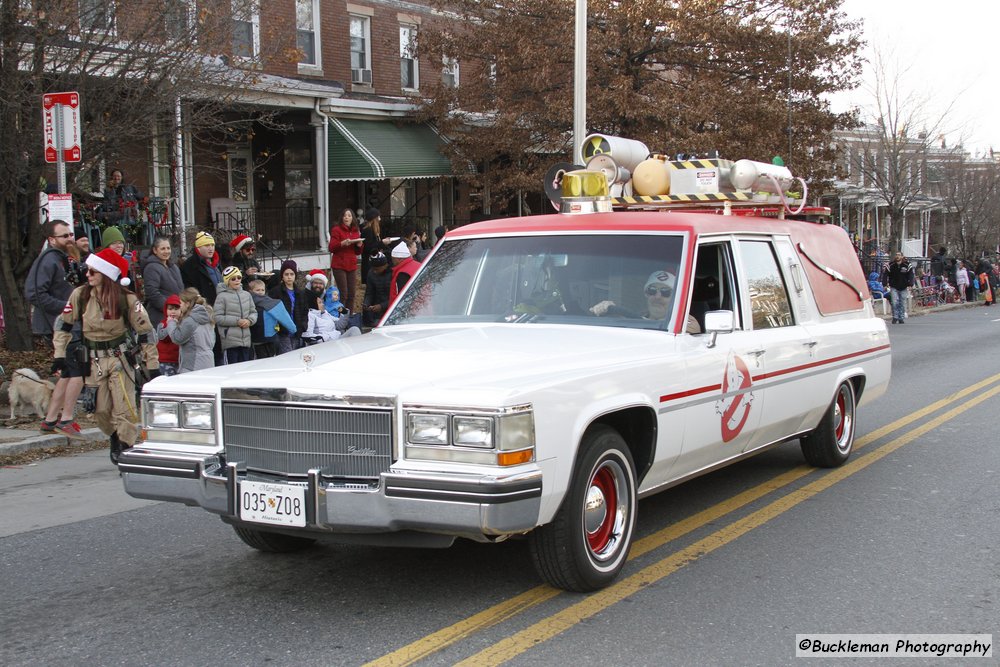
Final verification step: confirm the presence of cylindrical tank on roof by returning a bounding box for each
[632,155,671,196]
[730,160,794,193]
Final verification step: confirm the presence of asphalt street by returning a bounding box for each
[1,306,997,666]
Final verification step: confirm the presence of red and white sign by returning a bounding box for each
[42,91,82,163]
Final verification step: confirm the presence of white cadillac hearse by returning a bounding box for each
[121,139,890,591]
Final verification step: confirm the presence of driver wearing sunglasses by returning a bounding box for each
[589,269,700,333]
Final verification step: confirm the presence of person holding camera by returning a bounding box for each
[53,247,160,464]
[25,220,88,438]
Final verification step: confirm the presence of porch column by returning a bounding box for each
[312,110,329,248]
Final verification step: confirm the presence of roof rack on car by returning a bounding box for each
[547,133,818,219]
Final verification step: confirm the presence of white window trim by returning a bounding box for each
[400,23,419,91]
[78,0,117,35]
[296,0,323,73]
[232,0,261,62]
[349,14,372,86]
[165,0,196,41]
[442,56,459,88]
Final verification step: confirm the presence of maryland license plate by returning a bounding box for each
[239,481,306,527]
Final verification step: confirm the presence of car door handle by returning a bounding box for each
[803,341,818,348]
[747,349,766,357]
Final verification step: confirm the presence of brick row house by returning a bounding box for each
[48,0,471,269]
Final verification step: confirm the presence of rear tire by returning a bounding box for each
[232,525,316,553]
[529,425,637,592]
[800,381,856,468]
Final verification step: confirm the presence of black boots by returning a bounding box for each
[109,432,123,465]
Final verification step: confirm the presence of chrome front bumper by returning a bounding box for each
[118,447,543,542]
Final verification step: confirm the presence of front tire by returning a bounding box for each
[231,525,316,553]
[800,381,856,468]
[529,425,637,592]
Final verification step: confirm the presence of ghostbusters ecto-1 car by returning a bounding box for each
[120,136,890,591]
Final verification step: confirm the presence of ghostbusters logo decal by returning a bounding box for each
[715,352,755,443]
[62,302,73,314]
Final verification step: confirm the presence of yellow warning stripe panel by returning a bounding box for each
[667,159,731,170]
[611,192,753,205]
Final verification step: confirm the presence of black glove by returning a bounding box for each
[51,358,66,375]
[146,369,161,381]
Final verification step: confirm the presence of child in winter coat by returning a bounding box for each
[248,279,297,358]
[156,294,182,376]
[214,266,258,364]
[166,288,216,373]
[303,294,362,343]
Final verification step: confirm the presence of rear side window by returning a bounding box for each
[739,240,793,329]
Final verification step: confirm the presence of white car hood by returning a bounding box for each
[148,324,673,404]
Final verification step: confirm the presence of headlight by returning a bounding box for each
[453,416,493,448]
[497,412,534,451]
[407,413,449,445]
[181,402,214,430]
[148,401,180,428]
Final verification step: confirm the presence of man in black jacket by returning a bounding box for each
[181,231,223,363]
[884,252,914,324]
[362,252,392,327]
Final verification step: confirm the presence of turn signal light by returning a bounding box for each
[497,449,533,466]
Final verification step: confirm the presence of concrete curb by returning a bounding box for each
[0,428,106,457]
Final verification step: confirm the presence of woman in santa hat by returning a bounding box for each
[52,247,160,464]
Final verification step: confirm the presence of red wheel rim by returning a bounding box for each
[587,465,617,554]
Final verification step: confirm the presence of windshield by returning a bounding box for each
[384,233,686,330]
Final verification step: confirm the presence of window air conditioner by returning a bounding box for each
[352,68,372,84]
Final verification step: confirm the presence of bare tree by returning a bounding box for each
[847,50,959,253]
[417,0,863,213]
[1,0,292,351]
[938,156,1000,262]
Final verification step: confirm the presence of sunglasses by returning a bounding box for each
[52,233,74,239]
[645,286,673,298]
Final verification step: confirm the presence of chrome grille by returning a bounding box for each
[222,402,393,479]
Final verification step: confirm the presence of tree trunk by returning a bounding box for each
[0,202,37,352]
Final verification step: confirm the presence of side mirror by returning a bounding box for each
[703,310,734,348]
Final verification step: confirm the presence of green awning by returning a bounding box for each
[327,118,453,181]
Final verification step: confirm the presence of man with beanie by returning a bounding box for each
[229,234,261,288]
[181,231,223,363]
[214,265,257,364]
[181,231,222,304]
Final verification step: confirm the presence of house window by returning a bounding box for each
[165,0,194,40]
[232,0,260,60]
[442,56,459,88]
[79,0,115,32]
[297,0,320,67]
[400,24,418,90]
[350,16,371,84]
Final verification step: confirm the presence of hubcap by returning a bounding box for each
[584,460,627,560]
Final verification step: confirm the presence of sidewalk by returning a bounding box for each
[0,426,106,458]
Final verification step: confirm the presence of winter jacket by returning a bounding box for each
[390,257,420,302]
[166,304,216,373]
[362,267,392,326]
[213,284,257,350]
[328,224,361,272]
[250,292,296,343]
[323,285,348,316]
[180,251,222,304]
[25,247,73,335]
[142,253,184,325]
[156,319,180,365]
[269,284,310,340]
[884,259,914,291]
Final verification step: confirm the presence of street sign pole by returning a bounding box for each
[54,102,67,194]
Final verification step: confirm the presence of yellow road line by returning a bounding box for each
[457,382,1000,666]
[367,371,1000,667]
